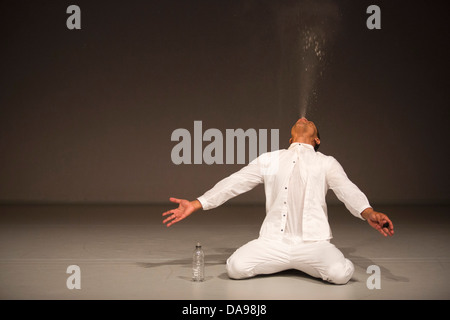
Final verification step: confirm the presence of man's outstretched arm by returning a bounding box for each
[162,197,203,227]
[162,155,265,227]
[326,157,394,237]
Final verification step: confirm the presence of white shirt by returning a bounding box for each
[197,142,371,241]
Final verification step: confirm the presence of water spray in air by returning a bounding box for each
[276,1,340,120]
[298,27,327,118]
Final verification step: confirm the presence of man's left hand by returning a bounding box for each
[361,207,394,237]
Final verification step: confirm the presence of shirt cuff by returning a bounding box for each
[358,206,372,220]
[197,196,209,211]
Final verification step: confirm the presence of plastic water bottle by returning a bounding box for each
[192,242,205,282]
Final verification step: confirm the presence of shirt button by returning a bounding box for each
[285,187,287,189]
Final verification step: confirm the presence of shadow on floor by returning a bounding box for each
[216,268,328,285]
[340,247,409,283]
[135,247,235,269]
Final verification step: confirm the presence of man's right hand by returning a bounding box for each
[162,198,202,227]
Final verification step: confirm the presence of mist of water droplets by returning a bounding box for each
[298,27,327,118]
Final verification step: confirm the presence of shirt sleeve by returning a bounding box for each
[197,156,264,211]
[326,157,371,220]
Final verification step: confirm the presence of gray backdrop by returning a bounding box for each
[1,0,448,205]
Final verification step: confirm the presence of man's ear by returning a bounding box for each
[289,137,293,144]
[315,137,320,146]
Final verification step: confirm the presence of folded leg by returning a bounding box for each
[290,241,354,284]
[226,238,290,279]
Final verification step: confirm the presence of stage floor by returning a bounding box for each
[0,204,449,300]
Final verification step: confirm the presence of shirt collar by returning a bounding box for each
[288,142,315,151]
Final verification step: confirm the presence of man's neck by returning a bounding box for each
[291,137,314,148]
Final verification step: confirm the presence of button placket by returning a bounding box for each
[281,190,287,232]
[280,156,297,233]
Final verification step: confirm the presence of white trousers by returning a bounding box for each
[226,237,354,285]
